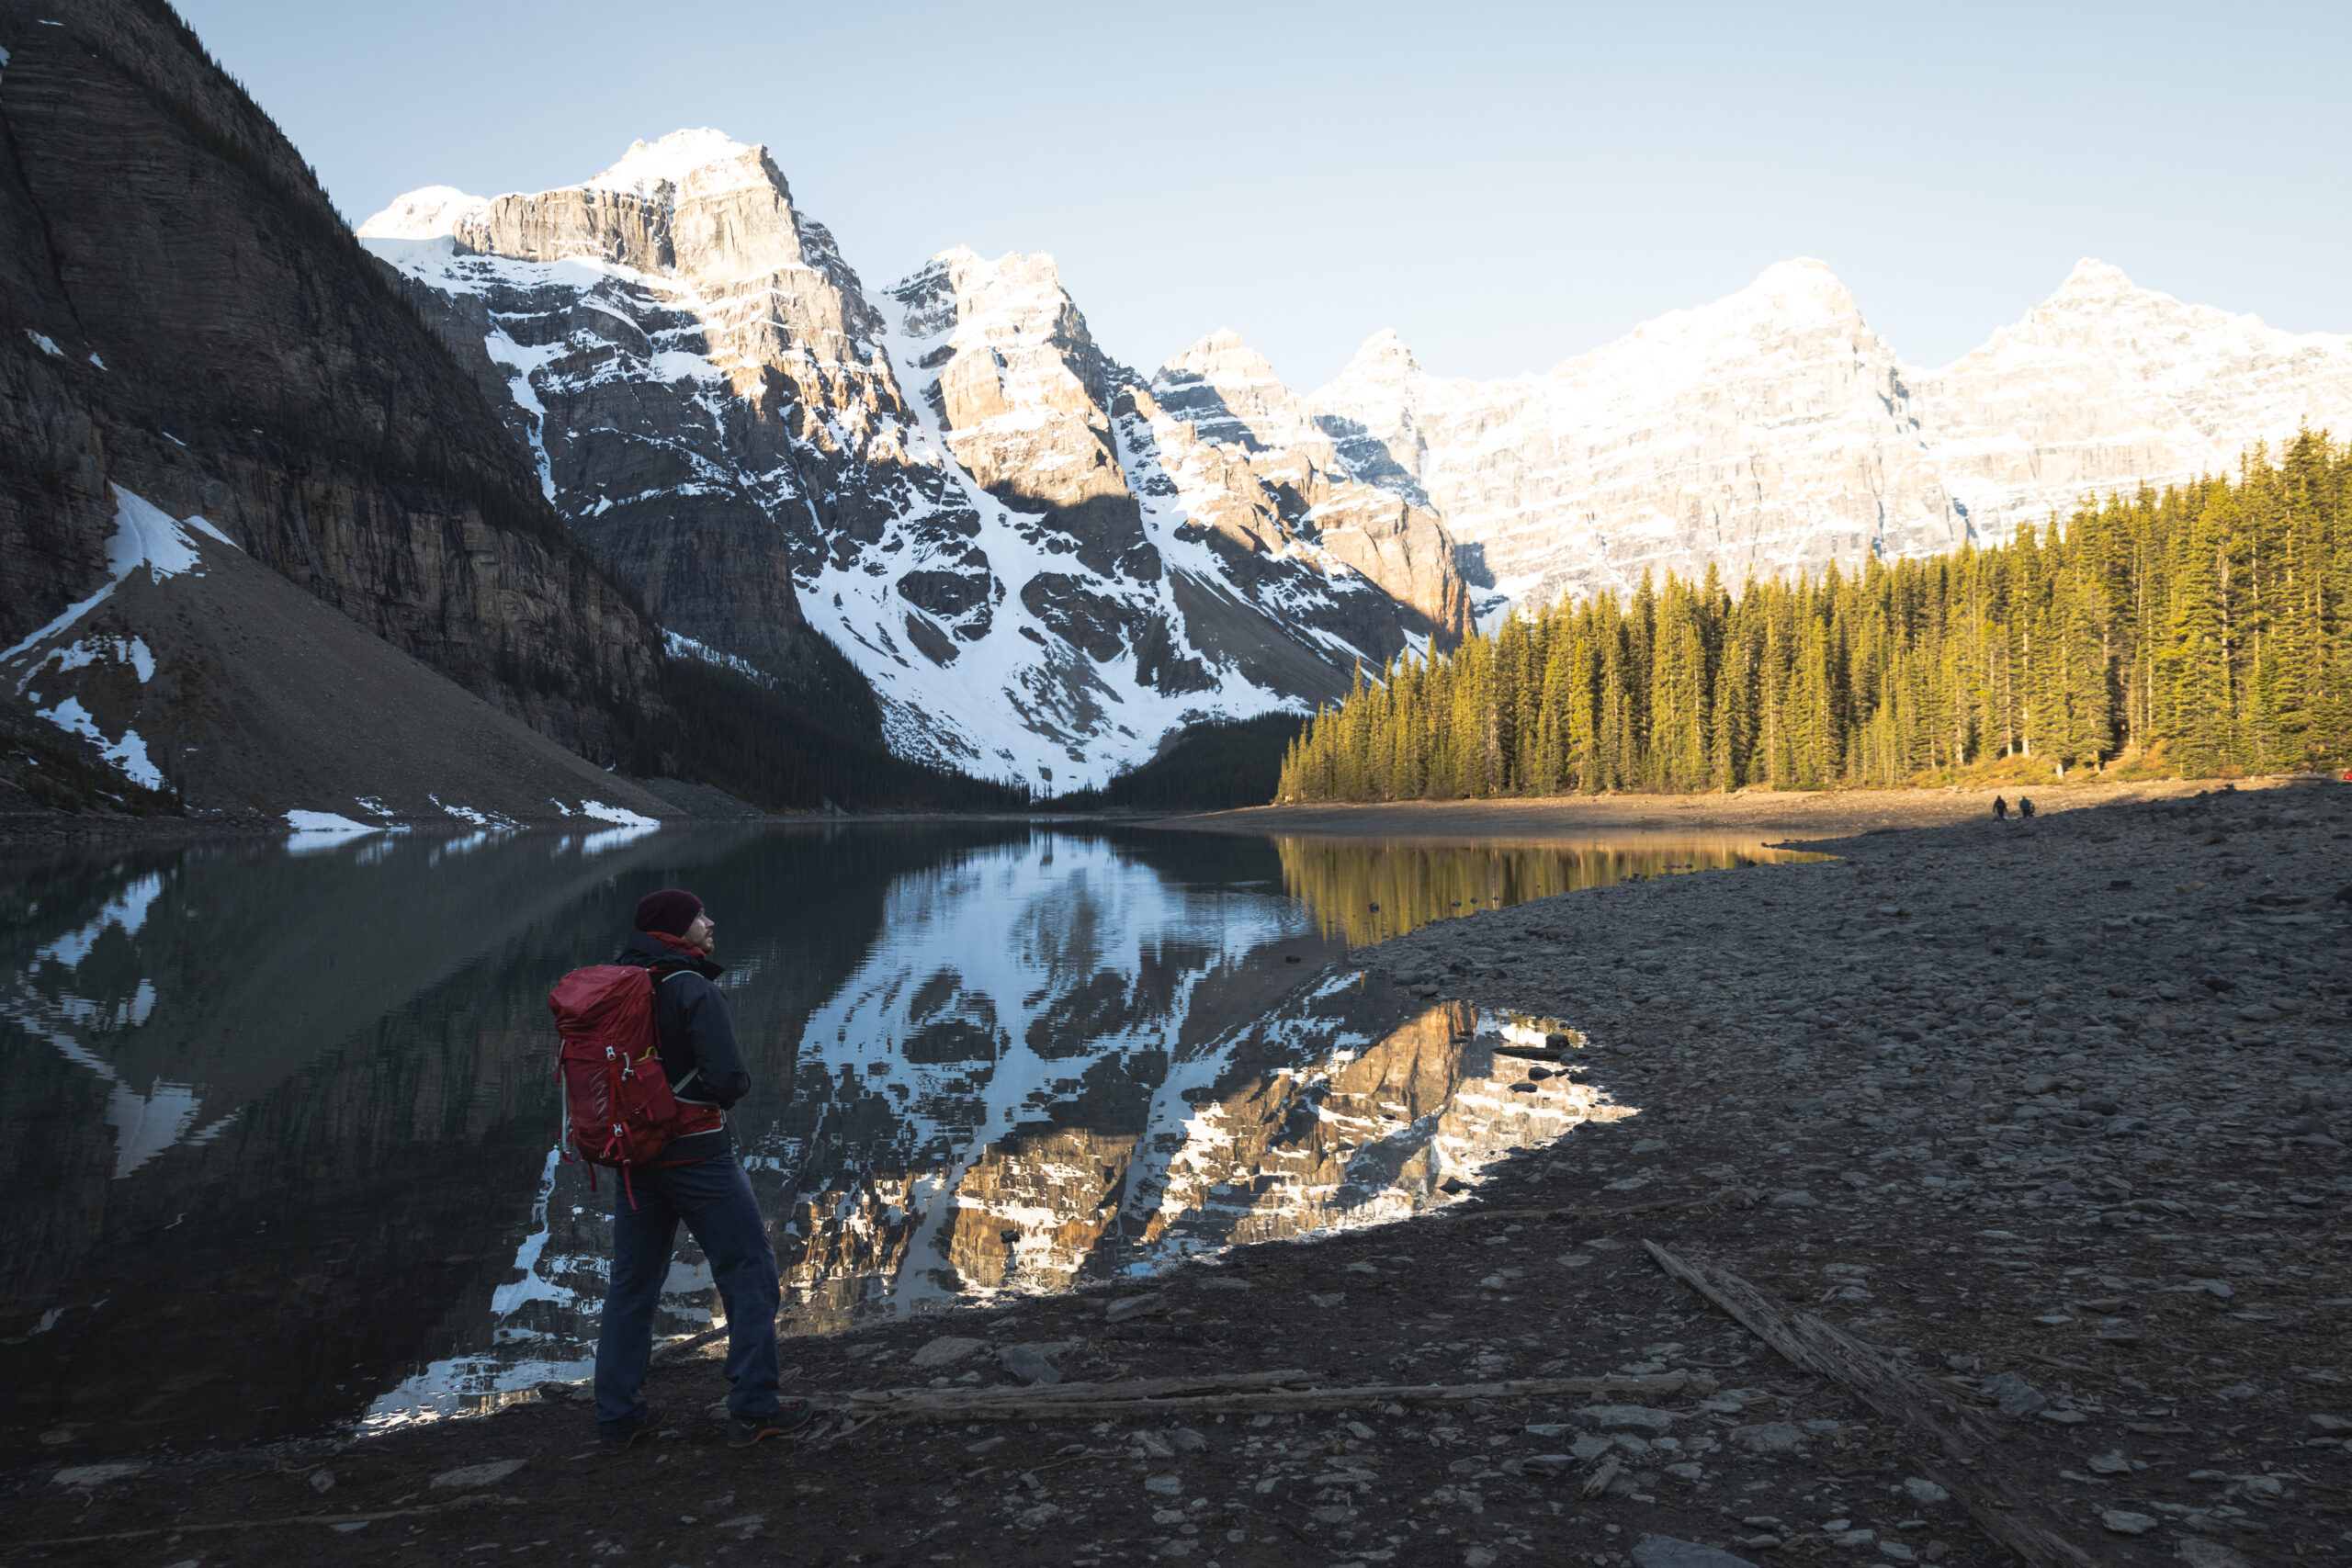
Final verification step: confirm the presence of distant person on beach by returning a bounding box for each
[2019,796,2036,818]
[593,889,808,1454]
[1992,795,2008,821]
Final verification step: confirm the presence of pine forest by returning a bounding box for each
[1277,433,2352,801]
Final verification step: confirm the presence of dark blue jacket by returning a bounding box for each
[614,930,748,1163]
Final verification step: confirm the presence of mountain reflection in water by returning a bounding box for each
[0,823,1793,1456]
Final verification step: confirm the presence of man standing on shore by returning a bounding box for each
[594,889,810,1454]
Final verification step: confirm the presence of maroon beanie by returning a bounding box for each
[633,888,704,937]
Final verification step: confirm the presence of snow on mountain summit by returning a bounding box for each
[2049,256,2137,303]
[1913,259,2352,536]
[356,185,488,240]
[1308,254,2352,613]
[359,145,1464,788]
[349,120,2352,784]
[585,128,767,197]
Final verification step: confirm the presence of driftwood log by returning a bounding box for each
[15,1492,517,1548]
[1456,1188,1759,1224]
[1642,1239,2098,1568]
[814,1369,1690,1424]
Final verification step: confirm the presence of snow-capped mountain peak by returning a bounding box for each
[1309,254,2352,613]
[1340,328,1419,378]
[1597,257,1871,371]
[355,185,488,240]
[351,125,2352,781]
[2048,255,2138,304]
[585,128,768,200]
[1153,330,1325,455]
[361,132,1465,787]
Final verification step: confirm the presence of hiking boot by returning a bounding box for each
[728,1399,815,1449]
[597,1399,667,1455]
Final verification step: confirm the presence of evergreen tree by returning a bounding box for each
[1275,436,2352,802]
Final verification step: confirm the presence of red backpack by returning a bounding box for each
[548,964,690,1176]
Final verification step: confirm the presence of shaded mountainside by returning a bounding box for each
[0,6,1026,820]
[1049,713,1308,813]
[0,0,664,766]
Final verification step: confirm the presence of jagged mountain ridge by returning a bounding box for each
[1312,257,2352,608]
[364,136,1468,789]
[362,128,2352,786]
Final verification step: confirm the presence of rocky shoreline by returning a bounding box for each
[9,779,2346,1568]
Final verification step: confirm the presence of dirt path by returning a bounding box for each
[8,780,2346,1568]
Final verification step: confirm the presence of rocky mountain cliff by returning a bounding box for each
[1911,258,2352,536]
[365,136,1470,788]
[0,0,670,804]
[1312,258,2352,609]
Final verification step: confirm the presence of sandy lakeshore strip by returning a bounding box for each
[1158,778,2249,842]
[10,780,2347,1568]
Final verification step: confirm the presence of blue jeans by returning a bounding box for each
[594,1155,780,1431]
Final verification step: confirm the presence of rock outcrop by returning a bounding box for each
[1913,258,2352,536]
[1147,332,1472,645]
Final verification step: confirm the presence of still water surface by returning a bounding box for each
[0,822,1809,1458]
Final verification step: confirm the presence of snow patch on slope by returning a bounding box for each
[3,487,221,794]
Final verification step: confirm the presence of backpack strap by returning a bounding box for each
[647,964,713,1100]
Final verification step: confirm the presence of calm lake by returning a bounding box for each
[1,821,1811,1459]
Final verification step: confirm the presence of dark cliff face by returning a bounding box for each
[383,255,884,740]
[0,0,666,761]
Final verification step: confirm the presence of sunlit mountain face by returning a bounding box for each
[2,824,1802,1452]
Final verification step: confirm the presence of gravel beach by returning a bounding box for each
[9,778,2346,1568]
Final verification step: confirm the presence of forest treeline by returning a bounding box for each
[1277,432,2352,802]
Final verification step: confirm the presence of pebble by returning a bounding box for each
[909,1335,987,1369]
[1902,1477,1949,1506]
[2177,1540,2252,1568]
[1981,1371,2048,1418]
[998,1341,1069,1385]
[1727,1422,1804,1455]
[1573,1404,1681,1433]
[49,1461,148,1487]
[1104,1292,1166,1325]
[2099,1509,2159,1536]
[1143,1473,1183,1496]
[1768,1190,1819,1208]
[428,1459,526,1490]
[1630,1537,1759,1568]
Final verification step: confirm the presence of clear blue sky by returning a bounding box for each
[180,0,2350,389]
